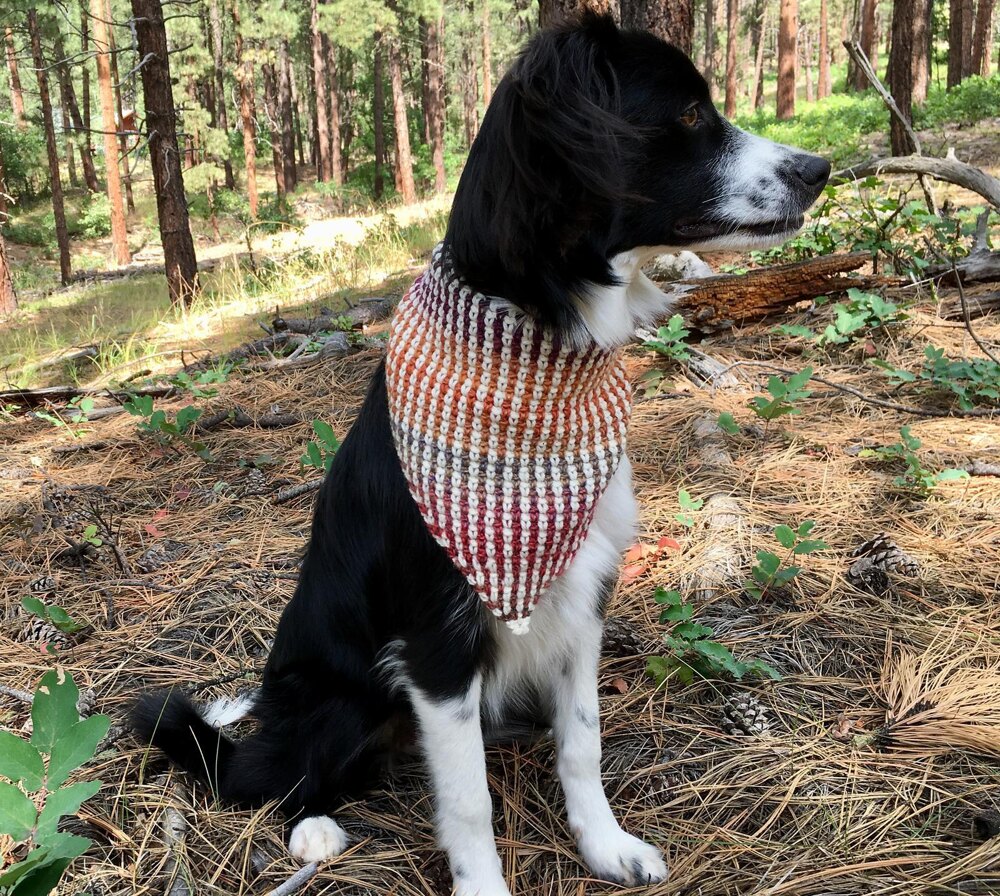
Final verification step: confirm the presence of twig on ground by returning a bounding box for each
[264,863,318,896]
[0,684,35,704]
[273,480,323,505]
[955,262,1000,366]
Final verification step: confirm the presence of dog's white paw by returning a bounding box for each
[580,828,668,886]
[453,880,512,896]
[288,815,348,863]
[451,856,511,896]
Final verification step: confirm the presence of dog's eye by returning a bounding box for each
[680,105,700,127]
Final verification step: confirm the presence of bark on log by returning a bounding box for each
[834,154,1000,208]
[655,252,876,332]
[0,384,175,408]
[272,300,393,334]
[938,290,999,320]
[925,251,1000,286]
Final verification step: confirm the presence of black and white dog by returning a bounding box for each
[133,14,829,896]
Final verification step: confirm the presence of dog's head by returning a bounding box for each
[445,14,830,333]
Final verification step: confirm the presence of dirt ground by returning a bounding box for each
[2,248,1000,894]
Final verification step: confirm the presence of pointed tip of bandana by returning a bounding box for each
[505,616,532,636]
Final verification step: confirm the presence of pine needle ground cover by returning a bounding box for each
[2,261,1000,894]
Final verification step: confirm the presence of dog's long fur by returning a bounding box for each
[132,14,829,895]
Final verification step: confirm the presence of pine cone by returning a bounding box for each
[19,617,70,649]
[136,539,190,573]
[239,467,271,497]
[601,616,647,657]
[721,693,772,737]
[29,575,57,594]
[847,534,919,594]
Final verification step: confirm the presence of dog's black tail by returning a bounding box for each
[130,691,237,798]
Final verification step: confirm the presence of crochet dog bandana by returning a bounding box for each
[385,249,631,634]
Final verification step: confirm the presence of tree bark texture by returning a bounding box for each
[92,0,132,267]
[4,28,25,129]
[887,0,917,156]
[322,35,344,186]
[262,62,285,197]
[777,0,797,119]
[540,0,619,27]
[311,0,333,182]
[621,0,693,54]
[912,0,931,103]
[481,0,493,104]
[818,0,831,97]
[948,0,972,85]
[971,0,995,76]
[373,34,385,200]
[232,4,258,217]
[425,16,446,193]
[387,29,416,204]
[53,36,99,192]
[724,0,739,116]
[209,0,235,189]
[277,42,298,192]
[27,10,72,285]
[105,11,136,213]
[130,0,199,307]
[0,233,16,316]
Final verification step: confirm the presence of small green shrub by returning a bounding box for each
[675,488,704,527]
[859,426,970,495]
[21,598,86,637]
[300,420,341,473]
[643,314,691,363]
[124,395,211,460]
[875,347,1000,410]
[0,669,109,895]
[816,288,908,347]
[77,194,111,239]
[746,521,827,600]
[748,367,813,428]
[34,397,93,439]
[647,588,779,685]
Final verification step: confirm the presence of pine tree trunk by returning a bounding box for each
[373,34,385,200]
[232,4,258,218]
[262,62,286,198]
[752,3,768,109]
[420,18,431,145]
[323,35,344,186]
[4,28,25,129]
[278,42,298,192]
[539,0,619,26]
[460,5,479,148]
[960,0,975,77]
[481,0,493,104]
[0,232,16,316]
[426,16,446,193]
[724,0,738,116]
[912,0,931,102]
[339,49,354,181]
[888,0,917,155]
[53,36,100,192]
[130,0,199,307]
[290,59,306,169]
[81,4,91,156]
[703,0,716,92]
[849,0,876,89]
[804,28,813,101]
[209,0,235,189]
[387,29,416,204]
[948,0,969,85]
[818,0,831,97]
[971,0,995,75]
[61,87,79,189]
[92,0,131,267]
[27,10,72,285]
[311,0,332,181]
[0,136,8,218]
[105,13,136,214]
[776,0,797,119]
[620,0,693,52]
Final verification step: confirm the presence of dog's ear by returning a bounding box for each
[446,14,630,319]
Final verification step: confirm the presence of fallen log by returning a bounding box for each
[833,152,1000,209]
[937,290,1000,320]
[657,252,882,333]
[272,298,393,334]
[926,251,1000,287]
[0,383,174,408]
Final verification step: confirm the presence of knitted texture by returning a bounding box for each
[385,249,631,633]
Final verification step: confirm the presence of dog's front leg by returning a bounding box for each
[552,619,669,886]
[409,674,511,896]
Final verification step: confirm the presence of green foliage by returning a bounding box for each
[300,420,341,473]
[675,488,704,527]
[643,315,691,363]
[77,194,111,240]
[859,426,970,495]
[816,289,908,347]
[169,365,231,399]
[717,412,740,435]
[874,347,1000,410]
[745,521,827,600]
[123,395,211,461]
[81,525,103,548]
[0,124,47,203]
[20,599,85,636]
[0,669,109,895]
[646,588,779,686]
[915,74,1000,128]
[748,367,813,423]
[34,397,93,439]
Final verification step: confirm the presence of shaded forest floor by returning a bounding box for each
[2,122,1000,894]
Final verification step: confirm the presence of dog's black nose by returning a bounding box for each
[792,154,832,190]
